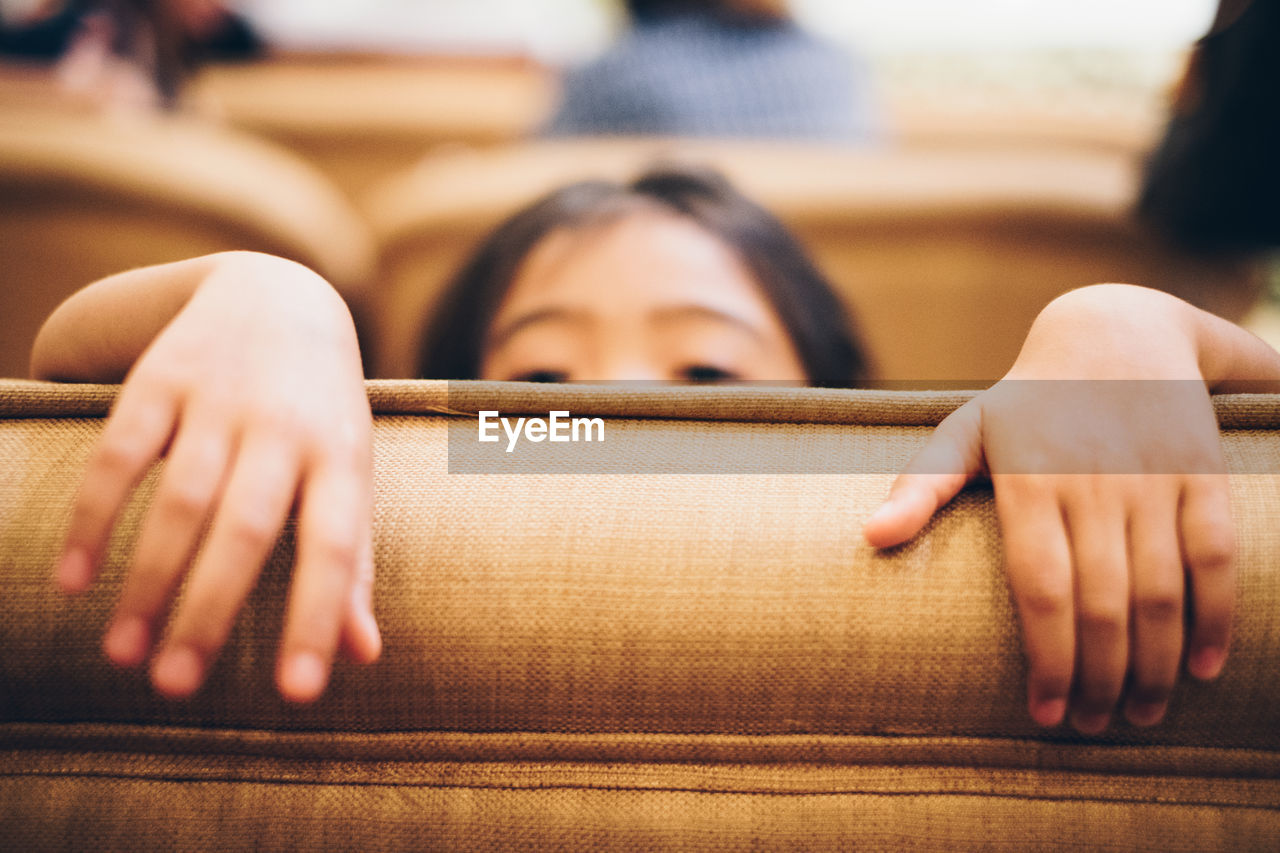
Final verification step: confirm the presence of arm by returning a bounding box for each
[32,254,225,382]
[37,251,380,703]
[865,283,1280,732]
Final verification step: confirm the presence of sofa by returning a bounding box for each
[3,378,1279,850]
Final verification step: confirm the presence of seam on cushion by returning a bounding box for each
[5,725,1280,779]
[6,732,1280,812]
[10,722,1280,768]
[6,380,1280,429]
[3,766,1280,814]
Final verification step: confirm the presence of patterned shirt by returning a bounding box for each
[545,13,882,142]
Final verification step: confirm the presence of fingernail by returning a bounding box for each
[55,549,91,593]
[103,617,150,667]
[281,651,328,703]
[1124,700,1167,727]
[1030,697,1067,727]
[1189,646,1226,680]
[1070,710,1110,735]
[151,645,204,698]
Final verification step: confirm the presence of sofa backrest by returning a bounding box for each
[4,379,1280,849]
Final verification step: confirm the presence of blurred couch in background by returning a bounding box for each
[362,138,1261,381]
[0,109,374,378]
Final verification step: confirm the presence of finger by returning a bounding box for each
[149,433,301,699]
[994,479,1075,727]
[1123,490,1184,727]
[339,526,381,665]
[339,451,379,665]
[278,457,366,703]
[102,417,235,667]
[864,400,984,548]
[1064,488,1130,734]
[335,417,378,666]
[1179,475,1235,681]
[57,382,180,593]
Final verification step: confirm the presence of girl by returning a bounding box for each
[32,166,1280,735]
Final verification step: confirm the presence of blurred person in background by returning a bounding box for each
[1137,0,1279,255]
[546,0,882,140]
[0,0,261,110]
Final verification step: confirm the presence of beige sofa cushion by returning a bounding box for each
[3,379,1279,850]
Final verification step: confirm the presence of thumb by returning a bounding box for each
[863,399,986,549]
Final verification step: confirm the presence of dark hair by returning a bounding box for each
[625,0,790,25]
[416,165,871,386]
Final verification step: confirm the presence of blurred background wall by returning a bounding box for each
[4,0,1274,381]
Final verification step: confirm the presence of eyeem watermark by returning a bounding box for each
[478,410,606,453]
[445,381,1280,474]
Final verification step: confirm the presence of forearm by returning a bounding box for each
[29,252,345,383]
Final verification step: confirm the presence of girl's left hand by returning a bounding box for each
[864,285,1236,733]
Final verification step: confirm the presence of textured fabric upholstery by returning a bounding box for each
[3,379,1279,850]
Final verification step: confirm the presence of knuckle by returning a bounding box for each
[1179,442,1226,475]
[994,474,1046,502]
[67,498,108,538]
[241,403,309,445]
[223,509,280,549]
[1020,588,1069,620]
[1133,585,1183,624]
[308,532,359,573]
[1187,531,1235,576]
[1077,599,1127,638]
[158,479,213,522]
[93,438,147,477]
[1014,571,1072,620]
[311,425,372,475]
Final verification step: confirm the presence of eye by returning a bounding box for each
[510,369,569,384]
[679,365,740,384]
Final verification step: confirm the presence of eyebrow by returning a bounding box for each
[648,305,768,344]
[486,307,590,351]
[487,303,769,352]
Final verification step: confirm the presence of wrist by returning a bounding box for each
[195,252,361,358]
[1007,284,1202,381]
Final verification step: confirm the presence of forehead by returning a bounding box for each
[495,210,775,322]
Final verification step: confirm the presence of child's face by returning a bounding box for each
[478,211,808,383]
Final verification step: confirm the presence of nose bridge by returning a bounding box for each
[591,320,664,382]
[596,356,665,383]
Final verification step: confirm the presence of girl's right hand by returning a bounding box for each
[51,252,380,702]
